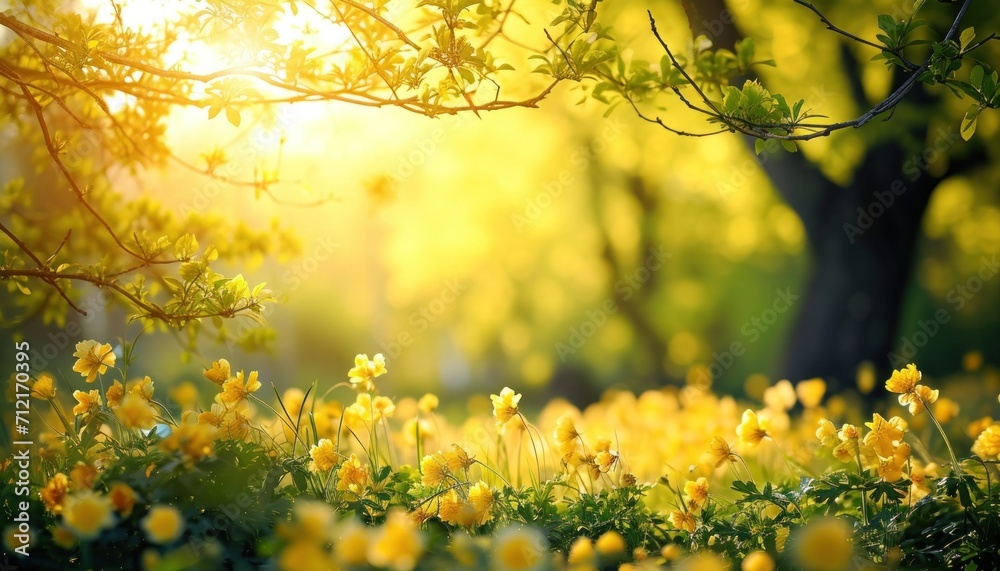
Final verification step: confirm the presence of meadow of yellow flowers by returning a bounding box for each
[4,341,1000,570]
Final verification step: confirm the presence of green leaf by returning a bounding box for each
[960,104,981,141]
[959,27,975,51]
[781,140,797,153]
[754,138,766,155]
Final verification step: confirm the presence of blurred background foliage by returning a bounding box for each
[1,0,997,407]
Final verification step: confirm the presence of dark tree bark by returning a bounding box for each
[676,0,986,390]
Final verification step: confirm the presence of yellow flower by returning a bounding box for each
[170,381,199,409]
[403,418,436,446]
[736,409,769,447]
[815,419,838,447]
[567,537,595,565]
[368,508,424,571]
[197,403,227,427]
[763,380,797,411]
[669,510,697,533]
[795,378,826,409]
[885,363,921,394]
[594,530,626,556]
[707,436,735,467]
[72,340,116,383]
[445,444,475,473]
[468,480,495,526]
[106,380,125,409]
[72,389,102,417]
[220,370,261,405]
[837,423,860,442]
[491,525,547,571]
[972,424,1000,460]
[683,477,710,512]
[742,551,775,571]
[553,415,580,445]
[876,442,910,482]
[63,491,115,539]
[51,525,76,549]
[142,505,184,544]
[373,395,396,419]
[40,473,69,514]
[218,407,252,440]
[309,438,339,473]
[793,518,854,571]
[291,500,335,543]
[70,462,97,491]
[108,482,136,517]
[334,519,370,566]
[336,453,369,494]
[418,393,439,413]
[30,374,57,400]
[863,413,905,458]
[438,489,476,527]
[204,359,232,385]
[421,453,449,487]
[115,393,157,430]
[595,449,618,473]
[898,384,939,415]
[491,387,522,428]
[934,398,960,423]
[348,353,387,392]
[159,419,217,465]
[129,375,155,401]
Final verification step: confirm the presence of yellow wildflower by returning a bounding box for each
[876,442,910,482]
[30,374,56,400]
[669,510,697,533]
[468,481,495,526]
[445,444,475,473]
[491,387,522,428]
[108,482,136,517]
[309,438,339,473]
[567,537,595,565]
[863,413,905,458]
[763,380,797,411]
[40,473,69,514]
[170,381,199,409]
[793,518,854,571]
[334,519,370,566]
[439,489,476,527]
[203,359,232,385]
[899,384,939,415]
[707,436,735,467]
[595,530,626,556]
[742,551,775,571]
[348,353,387,392]
[553,415,581,446]
[63,492,115,539]
[72,389,102,417]
[72,340,116,383]
[491,525,547,571]
[418,393,439,413]
[736,409,769,447]
[373,395,396,419]
[106,380,125,409]
[115,393,157,430]
[368,508,424,571]
[142,505,184,544]
[934,398,960,423]
[336,453,369,494]
[972,424,1000,460]
[51,525,76,549]
[683,477,710,512]
[70,462,97,491]
[595,449,618,473]
[129,375,154,401]
[159,419,217,465]
[815,419,838,447]
[220,370,261,405]
[421,453,449,487]
[795,378,826,409]
[885,363,921,394]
